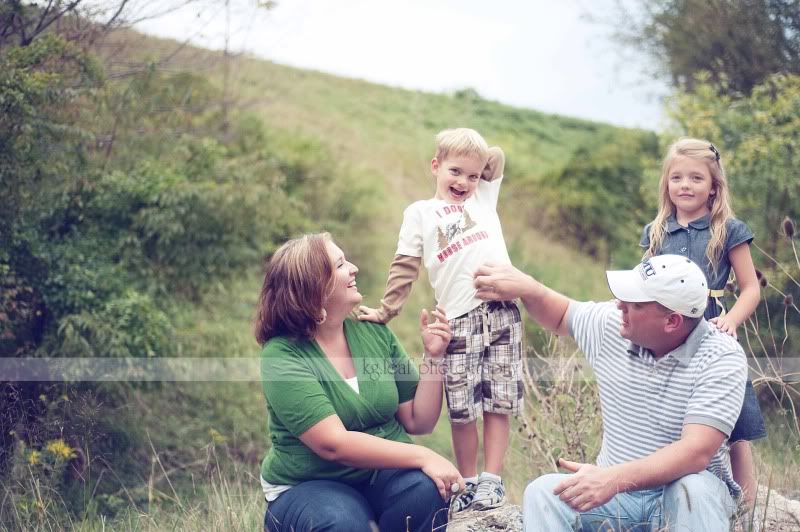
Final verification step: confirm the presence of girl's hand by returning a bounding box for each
[420,448,464,500]
[358,305,385,323]
[709,316,738,339]
[420,306,451,359]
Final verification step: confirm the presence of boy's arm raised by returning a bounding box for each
[481,147,505,182]
[358,254,421,323]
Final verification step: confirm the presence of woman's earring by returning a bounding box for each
[315,309,327,325]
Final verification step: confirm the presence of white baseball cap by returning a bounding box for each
[606,255,708,317]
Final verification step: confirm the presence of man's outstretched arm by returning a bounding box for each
[474,263,571,336]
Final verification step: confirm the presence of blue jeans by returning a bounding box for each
[264,468,449,532]
[523,470,736,531]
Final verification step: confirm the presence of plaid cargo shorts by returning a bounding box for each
[444,300,523,424]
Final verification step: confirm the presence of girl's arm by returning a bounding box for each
[711,243,760,337]
[358,255,421,323]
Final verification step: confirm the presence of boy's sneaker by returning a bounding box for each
[449,479,478,514]
[472,473,505,511]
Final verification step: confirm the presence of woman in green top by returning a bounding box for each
[254,233,462,532]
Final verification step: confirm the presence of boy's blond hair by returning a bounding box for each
[435,128,489,163]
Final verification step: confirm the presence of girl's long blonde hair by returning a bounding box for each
[645,138,734,275]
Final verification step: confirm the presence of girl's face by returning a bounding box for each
[666,155,716,221]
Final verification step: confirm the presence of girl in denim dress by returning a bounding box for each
[640,138,766,509]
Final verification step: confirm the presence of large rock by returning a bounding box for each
[733,485,800,532]
[446,505,522,532]
[446,486,800,531]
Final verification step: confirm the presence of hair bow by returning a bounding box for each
[709,144,720,162]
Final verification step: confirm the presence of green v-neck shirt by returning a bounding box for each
[260,319,420,485]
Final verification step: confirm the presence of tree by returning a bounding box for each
[602,0,800,95]
[0,1,137,48]
[666,72,800,256]
[539,129,660,265]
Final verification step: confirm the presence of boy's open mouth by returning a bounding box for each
[449,187,466,199]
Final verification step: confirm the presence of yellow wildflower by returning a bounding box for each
[45,439,76,460]
[28,450,41,466]
[208,428,228,445]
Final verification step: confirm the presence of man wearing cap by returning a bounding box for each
[473,255,746,531]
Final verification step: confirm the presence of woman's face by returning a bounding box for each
[324,240,362,311]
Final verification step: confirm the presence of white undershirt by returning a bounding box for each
[344,375,359,394]
[261,375,360,502]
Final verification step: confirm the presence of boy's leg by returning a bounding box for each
[480,302,523,474]
[445,307,485,474]
[445,308,485,512]
[482,411,509,475]
[451,421,479,477]
[473,302,523,510]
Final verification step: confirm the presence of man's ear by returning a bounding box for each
[664,312,684,334]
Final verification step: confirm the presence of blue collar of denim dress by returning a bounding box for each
[625,319,711,367]
[666,213,710,232]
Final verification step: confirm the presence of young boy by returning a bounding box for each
[359,128,523,512]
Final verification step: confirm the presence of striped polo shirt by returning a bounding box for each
[567,301,747,497]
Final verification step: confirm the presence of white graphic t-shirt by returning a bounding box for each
[396,176,511,319]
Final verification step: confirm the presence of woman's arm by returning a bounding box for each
[711,243,760,337]
[395,307,450,435]
[299,414,462,499]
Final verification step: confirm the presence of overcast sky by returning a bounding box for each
[135,0,668,129]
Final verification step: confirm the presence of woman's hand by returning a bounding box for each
[420,306,450,359]
[420,448,464,500]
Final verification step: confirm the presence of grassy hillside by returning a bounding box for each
[96,28,616,344]
[87,26,617,506]
[5,27,795,531]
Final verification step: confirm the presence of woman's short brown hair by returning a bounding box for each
[253,233,335,344]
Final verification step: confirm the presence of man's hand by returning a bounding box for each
[473,263,534,301]
[553,459,623,512]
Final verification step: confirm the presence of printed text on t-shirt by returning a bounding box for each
[436,231,489,263]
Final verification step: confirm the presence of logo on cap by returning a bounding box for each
[639,259,656,281]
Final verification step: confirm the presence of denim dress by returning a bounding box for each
[640,214,766,442]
